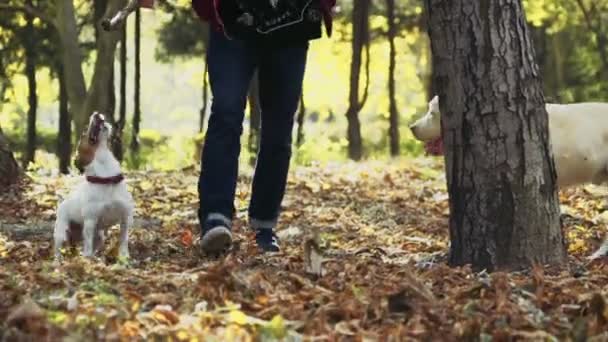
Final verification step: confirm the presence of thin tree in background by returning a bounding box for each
[248,72,261,167]
[57,61,71,174]
[345,0,371,161]
[0,124,20,189]
[296,93,306,147]
[23,0,38,168]
[199,62,209,133]
[114,23,127,161]
[131,6,141,154]
[426,0,565,271]
[199,30,210,134]
[386,0,399,156]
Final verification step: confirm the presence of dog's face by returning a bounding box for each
[409,95,441,142]
[75,112,112,172]
[87,112,112,145]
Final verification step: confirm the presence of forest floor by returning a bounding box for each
[1,157,608,341]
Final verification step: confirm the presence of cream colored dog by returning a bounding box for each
[410,95,608,259]
[53,112,134,261]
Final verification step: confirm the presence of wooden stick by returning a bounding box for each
[101,0,139,31]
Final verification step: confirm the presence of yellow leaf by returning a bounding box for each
[266,315,287,339]
[228,310,249,325]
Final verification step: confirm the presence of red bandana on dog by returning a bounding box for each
[424,137,444,156]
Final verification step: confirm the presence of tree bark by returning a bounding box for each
[57,62,71,175]
[426,0,566,271]
[0,125,20,189]
[345,0,370,161]
[248,72,261,167]
[23,0,37,168]
[131,7,141,154]
[296,92,306,147]
[386,0,399,157]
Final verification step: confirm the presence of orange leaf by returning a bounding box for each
[180,229,193,247]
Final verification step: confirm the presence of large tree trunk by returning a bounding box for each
[23,0,37,168]
[345,0,370,161]
[55,0,87,135]
[57,62,71,175]
[386,0,399,157]
[426,0,566,271]
[56,0,125,136]
[82,0,126,129]
[130,7,141,154]
[0,126,20,189]
[248,72,261,167]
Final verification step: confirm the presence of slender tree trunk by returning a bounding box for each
[345,0,370,161]
[386,0,399,156]
[426,0,566,271]
[131,7,141,154]
[113,24,127,161]
[248,72,261,167]
[200,61,209,133]
[57,63,71,175]
[200,30,211,134]
[0,125,20,189]
[23,0,37,168]
[296,92,306,147]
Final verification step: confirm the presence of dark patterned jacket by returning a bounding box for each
[192,0,337,37]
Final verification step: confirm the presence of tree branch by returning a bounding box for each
[573,0,596,32]
[0,3,56,27]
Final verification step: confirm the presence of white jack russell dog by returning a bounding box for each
[409,95,608,260]
[53,112,135,261]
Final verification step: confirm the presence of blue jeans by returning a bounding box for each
[198,30,308,228]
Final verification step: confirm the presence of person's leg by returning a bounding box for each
[249,42,309,251]
[198,30,256,252]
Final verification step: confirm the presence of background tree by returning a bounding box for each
[426,0,566,271]
[386,0,399,156]
[130,6,142,154]
[0,125,20,188]
[248,73,261,167]
[22,0,37,168]
[56,61,71,174]
[344,0,371,161]
[113,22,127,161]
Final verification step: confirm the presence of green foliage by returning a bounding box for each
[1,0,608,171]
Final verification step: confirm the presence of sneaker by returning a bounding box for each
[201,218,232,254]
[255,229,280,252]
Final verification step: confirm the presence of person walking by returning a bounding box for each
[192,0,336,253]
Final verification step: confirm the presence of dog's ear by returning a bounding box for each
[74,132,96,173]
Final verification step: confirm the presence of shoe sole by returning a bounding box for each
[201,226,232,254]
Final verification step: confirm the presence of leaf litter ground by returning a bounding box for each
[1,157,608,341]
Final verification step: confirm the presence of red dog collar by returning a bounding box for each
[86,174,124,185]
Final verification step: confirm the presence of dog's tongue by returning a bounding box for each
[424,137,444,156]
